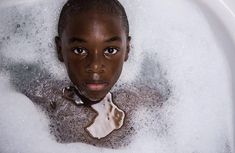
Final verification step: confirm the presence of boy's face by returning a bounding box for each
[56,10,130,102]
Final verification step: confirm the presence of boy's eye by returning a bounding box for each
[104,47,119,56]
[73,48,87,55]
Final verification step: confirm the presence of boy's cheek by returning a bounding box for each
[66,62,84,76]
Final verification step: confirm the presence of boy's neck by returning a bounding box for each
[62,85,105,106]
[73,86,103,106]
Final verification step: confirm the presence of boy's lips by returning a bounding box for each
[85,81,109,91]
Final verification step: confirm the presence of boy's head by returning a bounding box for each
[55,0,131,103]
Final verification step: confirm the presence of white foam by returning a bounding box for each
[0,0,233,152]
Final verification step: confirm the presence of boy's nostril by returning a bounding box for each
[86,66,104,73]
[86,63,105,73]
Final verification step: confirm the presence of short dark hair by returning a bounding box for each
[57,0,129,37]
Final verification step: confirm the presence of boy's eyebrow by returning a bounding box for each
[105,36,122,42]
[68,36,122,43]
[68,37,87,43]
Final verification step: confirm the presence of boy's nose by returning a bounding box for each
[86,53,105,73]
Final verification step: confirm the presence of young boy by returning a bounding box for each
[55,0,131,105]
[55,0,131,141]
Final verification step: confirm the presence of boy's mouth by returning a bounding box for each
[85,81,109,91]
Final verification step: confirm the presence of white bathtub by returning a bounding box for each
[0,0,234,152]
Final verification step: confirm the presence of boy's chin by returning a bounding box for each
[81,91,108,103]
[86,93,107,102]
[74,85,111,104]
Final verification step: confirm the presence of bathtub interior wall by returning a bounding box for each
[0,0,234,153]
[194,0,235,150]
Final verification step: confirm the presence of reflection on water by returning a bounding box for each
[62,86,126,139]
[86,92,125,139]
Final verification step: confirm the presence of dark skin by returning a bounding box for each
[55,10,131,104]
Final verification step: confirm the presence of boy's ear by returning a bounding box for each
[124,36,131,61]
[55,36,64,62]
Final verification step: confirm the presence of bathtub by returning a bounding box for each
[0,0,234,153]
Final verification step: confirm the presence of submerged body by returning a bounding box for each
[24,78,167,148]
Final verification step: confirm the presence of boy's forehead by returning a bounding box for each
[58,0,129,37]
[63,11,125,36]
[66,9,122,23]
